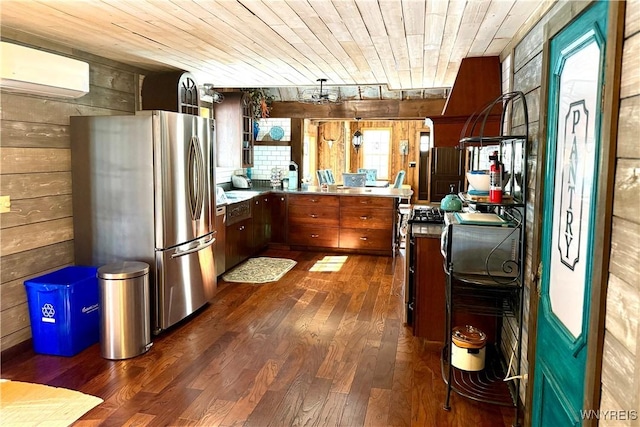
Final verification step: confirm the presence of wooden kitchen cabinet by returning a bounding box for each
[413,236,446,341]
[226,218,253,271]
[141,71,200,116]
[288,224,339,247]
[269,194,287,244]
[339,228,393,251]
[215,92,254,168]
[252,195,270,253]
[287,194,339,248]
[339,196,395,254]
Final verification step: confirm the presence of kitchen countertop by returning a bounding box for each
[222,185,413,204]
[410,223,444,239]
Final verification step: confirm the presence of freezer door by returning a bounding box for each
[154,232,217,332]
[154,112,213,248]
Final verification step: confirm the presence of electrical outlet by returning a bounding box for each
[0,195,11,213]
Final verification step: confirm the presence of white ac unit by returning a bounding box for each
[1,41,90,98]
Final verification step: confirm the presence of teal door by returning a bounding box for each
[532,1,608,426]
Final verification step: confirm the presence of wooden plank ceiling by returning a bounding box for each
[0,0,542,101]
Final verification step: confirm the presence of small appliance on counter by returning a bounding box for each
[288,161,298,190]
[231,174,252,189]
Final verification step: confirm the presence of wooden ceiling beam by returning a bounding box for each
[269,98,446,119]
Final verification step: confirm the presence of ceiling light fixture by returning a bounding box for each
[298,78,341,104]
[352,117,363,152]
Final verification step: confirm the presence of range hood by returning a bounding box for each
[441,56,502,117]
[1,41,90,98]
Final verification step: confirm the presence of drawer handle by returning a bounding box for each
[310,214,318,218]
[311,234,319,238]
[281,197,285,201]
[310,199,318,203]
[360,236,368,241]
[360,216,368,220]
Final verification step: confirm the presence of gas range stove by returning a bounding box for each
[408,206,445,224]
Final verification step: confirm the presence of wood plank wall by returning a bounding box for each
[501,0,593,408]
[600,1,640,423]
[504,0,640,422]
[315,120,426,202]
[0,34,142,353]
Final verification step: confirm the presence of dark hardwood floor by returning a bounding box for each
[1,249,517,426]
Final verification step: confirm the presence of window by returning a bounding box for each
[419,132,431,152]
[362,128,391,179]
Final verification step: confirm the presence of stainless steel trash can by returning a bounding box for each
[98,261,152,359]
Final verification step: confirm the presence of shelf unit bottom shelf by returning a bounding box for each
[441,345,517,408]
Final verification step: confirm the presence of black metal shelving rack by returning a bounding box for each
[441,92,528,427]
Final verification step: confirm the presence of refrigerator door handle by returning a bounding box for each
[171,234,216,259]
[187,135,206,221]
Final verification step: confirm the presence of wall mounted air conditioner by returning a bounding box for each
[1,41,90,98]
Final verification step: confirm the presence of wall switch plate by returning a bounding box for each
[409,162,416,168]
[0,195,11,213]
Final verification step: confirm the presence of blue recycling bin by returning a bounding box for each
[24,266,99,356]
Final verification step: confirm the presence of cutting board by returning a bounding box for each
[454,212,508,226]
[463,192,513,203]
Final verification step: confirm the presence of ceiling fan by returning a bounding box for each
[298,78,341,104]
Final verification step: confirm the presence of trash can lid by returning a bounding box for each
[98,261,150,280]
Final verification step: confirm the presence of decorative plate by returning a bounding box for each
[269,126,284,141]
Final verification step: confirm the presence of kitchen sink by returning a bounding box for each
[224,190,262,202]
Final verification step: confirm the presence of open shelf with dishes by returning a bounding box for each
[441,91,528,427]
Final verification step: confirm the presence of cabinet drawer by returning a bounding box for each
[288,194,339,207]
[340,206,393,229]
[289,204,339,227]
[288,224,339,247]
[339,228,393,251]
[340,196,394,209]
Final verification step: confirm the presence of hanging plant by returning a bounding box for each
[243,88,274,119]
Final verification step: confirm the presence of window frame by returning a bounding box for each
[361,127,392,180]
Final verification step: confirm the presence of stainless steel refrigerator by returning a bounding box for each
[70,110,216,333]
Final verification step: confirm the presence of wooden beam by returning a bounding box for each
[269,98,446,119]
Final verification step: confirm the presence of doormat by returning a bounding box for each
[222,257,297,284]
[0,379,103,426]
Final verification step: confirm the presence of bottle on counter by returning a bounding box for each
[288,161,298,190]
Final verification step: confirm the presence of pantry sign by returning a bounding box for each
[558,100,588,270]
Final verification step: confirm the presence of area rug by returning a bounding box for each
[222,257,297,284]
[0,379,103,426]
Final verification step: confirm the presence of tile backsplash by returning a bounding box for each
[255,118,291,142]
[215,145,291,183]
[251,145,292,179]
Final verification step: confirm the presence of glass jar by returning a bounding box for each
[270,168,282,188]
